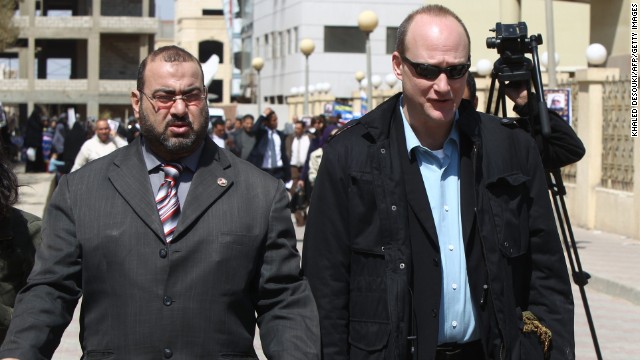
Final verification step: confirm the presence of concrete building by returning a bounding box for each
[0,0,158,122]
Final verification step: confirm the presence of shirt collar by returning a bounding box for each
[399,95,460,159]
[141,136,204,173]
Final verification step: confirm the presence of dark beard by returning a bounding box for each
[138,105,209,157]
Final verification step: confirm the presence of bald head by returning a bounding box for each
[396,5,471,60]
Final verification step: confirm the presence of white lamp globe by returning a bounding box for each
[361,78,369,88]
[290,87,299,95]
[385,73,398,88]
[476,59,493,77]
[541,51,560,68]
[308,84,316,93]
[323,82,331,93]
[586,43,608,66]
[371,75,382,89]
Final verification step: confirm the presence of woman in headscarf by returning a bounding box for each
[23,106,46,173]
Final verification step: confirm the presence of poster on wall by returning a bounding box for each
[543,88,572,125]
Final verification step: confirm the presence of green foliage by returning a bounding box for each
[0,0,18,52]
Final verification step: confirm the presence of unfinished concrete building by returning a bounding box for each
[0,0,158,122]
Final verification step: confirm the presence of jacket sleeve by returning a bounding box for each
[256,180,321,360]
[0,176,82,359]
[524,138,575,359]
[302,141,352,359]
[514,96,585,169]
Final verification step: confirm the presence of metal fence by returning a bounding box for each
[602,76,634,191]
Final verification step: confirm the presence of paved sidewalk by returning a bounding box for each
[8,163,640,359]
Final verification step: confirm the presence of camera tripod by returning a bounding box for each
[485,32,603,360]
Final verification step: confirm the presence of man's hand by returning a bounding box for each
[504,80,529,107]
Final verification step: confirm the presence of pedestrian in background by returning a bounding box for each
[231,114,256,160]
[70,118,127,172]
[286,120,311,226]
[23,107,45,173]
[248,108,291,183]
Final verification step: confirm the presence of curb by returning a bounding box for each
[588,274,640,306]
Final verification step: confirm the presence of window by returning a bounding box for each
[272,32,279,59]
[386,27,398,54]
[324,26,366,53]
[46,58,71,79]
[203,9,224,16]
[199,40,224,64]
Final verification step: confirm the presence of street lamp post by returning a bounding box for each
[251,57,264,114]
[300,38,315,116]
[358,10,378,112]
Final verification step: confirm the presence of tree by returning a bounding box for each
[0,0,18,52]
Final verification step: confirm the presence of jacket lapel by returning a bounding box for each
[172,138,233,239]
[390,108,440,249]
[109,138,166,242]
[457,101,482,245]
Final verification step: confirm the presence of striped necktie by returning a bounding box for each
[156,163,183,242]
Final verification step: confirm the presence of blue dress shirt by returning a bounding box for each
[399,96,479,344]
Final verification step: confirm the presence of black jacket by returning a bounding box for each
[302,94,574,360]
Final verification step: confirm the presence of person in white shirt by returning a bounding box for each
[71,119,127,172]
[285,121,311,226]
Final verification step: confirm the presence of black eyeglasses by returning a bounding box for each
[400,55,470,80]
[139,88,207,110]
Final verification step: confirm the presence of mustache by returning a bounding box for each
[165,116,193,127]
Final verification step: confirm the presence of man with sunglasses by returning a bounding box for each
[0,46,320,359]
[303,5,574,360]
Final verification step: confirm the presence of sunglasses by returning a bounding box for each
[400,55,470,80]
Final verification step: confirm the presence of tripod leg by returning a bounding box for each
[547,169,603,360]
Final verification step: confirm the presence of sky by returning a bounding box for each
[156,0,175,20]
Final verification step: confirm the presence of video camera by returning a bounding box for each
[484,21,550,136]
[487,22,541,65]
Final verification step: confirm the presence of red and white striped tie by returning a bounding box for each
[156,163,183,242]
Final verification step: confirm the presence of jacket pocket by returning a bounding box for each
[349,171,380,242]
[486,172,531,257]
[83,350,115,360]
[349,247,389,322]
[348,319,391,352]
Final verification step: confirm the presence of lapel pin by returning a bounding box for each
[217,177,228,187]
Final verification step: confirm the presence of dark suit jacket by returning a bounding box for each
[0,137,320,359]
[247,117,291,182]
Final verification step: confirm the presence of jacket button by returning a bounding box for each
[159,248,168,258]
[163,296,173,306]
[399,263,405,269]
[432,308,438,318]
[380,148,386,154]
[391,205,397,211]
[163,348,173,358]
[433,258,439,266]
